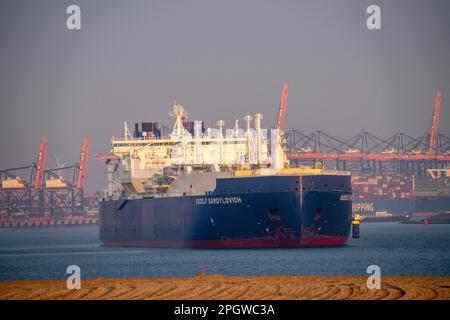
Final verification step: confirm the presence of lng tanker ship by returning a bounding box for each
[99,104,353,248]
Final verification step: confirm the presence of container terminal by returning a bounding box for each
[285,91,450,221]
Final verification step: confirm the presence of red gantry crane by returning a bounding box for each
[0,137,93,216]
[33,137,48,191]
[41,137,91,215]
[428,92,442,156]
[76,138,90,190]
[276,83,289,132]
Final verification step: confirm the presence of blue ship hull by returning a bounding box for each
[100,174,352,248]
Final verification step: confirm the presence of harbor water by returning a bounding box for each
[0,222,449,281]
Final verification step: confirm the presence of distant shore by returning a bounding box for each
[0,275,448,300]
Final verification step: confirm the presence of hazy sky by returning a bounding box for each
[1,0,449,191]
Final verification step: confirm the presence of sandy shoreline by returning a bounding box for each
[1,275,449,300]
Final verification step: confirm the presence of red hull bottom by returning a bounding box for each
[103,235,348,249]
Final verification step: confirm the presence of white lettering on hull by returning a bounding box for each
[195,197,243,205]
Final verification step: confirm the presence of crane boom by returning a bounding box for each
[33,137,48,190]
[76,137,90,189]
[428,92,442,156]
[276,83,289,131]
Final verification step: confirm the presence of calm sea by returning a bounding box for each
[0,223,449,281]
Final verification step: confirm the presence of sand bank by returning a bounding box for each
[0,275,448,300]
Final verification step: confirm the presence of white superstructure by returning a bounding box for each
[106,103,287,196]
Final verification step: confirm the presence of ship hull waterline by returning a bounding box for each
[103,236,348,249]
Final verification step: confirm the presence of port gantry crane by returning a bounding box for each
[285,92,450,176]
[276,83,289,133]
[0,137,48,214]
[41,137,90,214]
[428,92,442,156]
[77,138,90,190]
[34,137,48,191]
[0,138,91,216]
